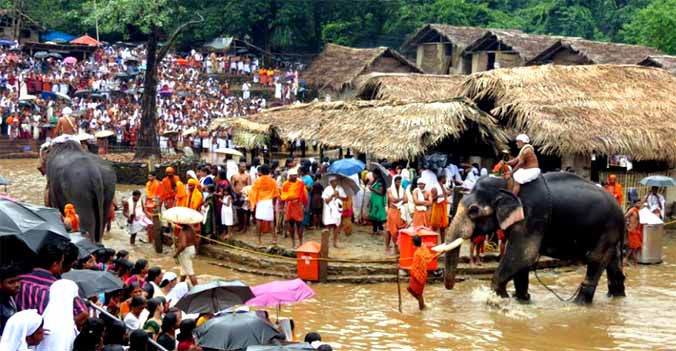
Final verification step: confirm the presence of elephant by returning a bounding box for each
[444,172,626,304]
[45,140,116,243]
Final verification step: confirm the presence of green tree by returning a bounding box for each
[90,0,203,159]
[622,0,676,54]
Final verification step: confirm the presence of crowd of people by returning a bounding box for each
[0,43,304,153]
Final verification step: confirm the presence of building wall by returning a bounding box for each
[496,52,523,68]
[369,56,418,74]
[550,49,590,65]
[471,52,489,73]
[0,26,38,42]
[561,153,592,179]
[416,43,452,74]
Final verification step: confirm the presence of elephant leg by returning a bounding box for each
[606,246,626,298]
[491,228,540,298]
[574,243,612,304]
[513,268,531,303]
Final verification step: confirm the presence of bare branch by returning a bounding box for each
[156,13,205,62]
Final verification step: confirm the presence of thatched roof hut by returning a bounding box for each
[226,99,508,160]
[528,38,662,65]
[463,30,562,63]
[209,117,272,149]
[302,43,422,95]
[401,24,489,52]
[354,73,466,102]
[461,64,676,161]
[639,55,676,75]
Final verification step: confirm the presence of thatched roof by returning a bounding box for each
[464,30,561,62]
[638,55,676,75]
[209,117,272,149]
[302,43,422,93]
[401,24,489,51]
[230,99,508,160]
[354,73,466,102]
[461,64,676,161]
[528,38,663,65]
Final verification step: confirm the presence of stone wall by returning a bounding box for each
[110,159,202,185]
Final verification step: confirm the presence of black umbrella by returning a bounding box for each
[74,89,91,97]
[195,312,284,351]
[175,280,254,314]
[247,343,314,350]
[70,232,102,259]
[0,198,69,264]
[34,51,48,59]
[46,53,62,59]
[369,162,392,188]
[62,269,125,298]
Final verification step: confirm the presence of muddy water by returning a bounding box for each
[3,158,676,350]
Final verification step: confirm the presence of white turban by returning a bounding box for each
[62,106,72,116]
[516,134,530,144]
[0,309,43,351]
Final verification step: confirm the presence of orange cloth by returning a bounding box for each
[249,175,280,209]
[64,203,79,232]
[146,179,160,200]
[174,180,187,207]
[605,182,623,206]
[186,187,203,211]
[497,229,506,241]
[281,180,307,222]
[409,247,433,295]
[626,207,642,249]
[158,175,186,205]
[412,210,428,227]
[386,207,404,238]
[429,200,449,229]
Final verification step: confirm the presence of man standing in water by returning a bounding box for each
[174,224,197,286]
[249,165,280,245]
[407,235,441,310]
[506,134,540,196]
[232,162,251,232]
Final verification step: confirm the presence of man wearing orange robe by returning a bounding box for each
[281,168,308,248]
[624,200,642,264]
[407,235,440,310]
[429,174,450,242]
[186,179,204,211]
[158,167,187,209]
[249,165,280,245]
[605,174,623,207]
[145,173,161,209]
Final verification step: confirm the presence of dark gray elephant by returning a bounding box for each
[444,173,626,304]
[45,141,116,243]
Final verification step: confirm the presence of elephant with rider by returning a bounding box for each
[444,172,626,304]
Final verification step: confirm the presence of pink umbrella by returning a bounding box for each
[246,279,315,318]
[63,56,77,65]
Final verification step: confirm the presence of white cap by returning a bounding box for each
[62,106,73,116]
[161,272,177,285]
[516,134,530,143]
[288,168,298,176]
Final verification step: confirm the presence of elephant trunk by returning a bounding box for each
[444,203,475,290]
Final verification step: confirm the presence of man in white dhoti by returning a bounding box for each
[506,134,541,196]
[124,190,153,245]
[322,176,345,248]
[645,186,666,220]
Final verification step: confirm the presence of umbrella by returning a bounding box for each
[19,95,37,101]
[215,148,243,157]
[0,39,16,46]
[182,127,197,137]
[46,53,62,59]
[114,72,130,79]
[640,175,676,187]
[55,92,71,101]
[162,206,203,225]
[195,312,284,351]
[175,280,254,314]
[247,344,314,351]
[162,130,179,137]
[327,173,360,196]
[0,198,69,264]
[95,130,115,138]
[34,51,49,59]
[69,232,101,259]
[124,56,139,64]
[63,56,78,65]
[62,269,124,298]
[74,89,91,97]
[246,279,315,308]
[370,162,392,188]
[328,158,365,176]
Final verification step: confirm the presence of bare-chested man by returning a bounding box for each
[231,162,251,232]
[53,108,78,137]
[174,224,198,286]
[506,134,540,196]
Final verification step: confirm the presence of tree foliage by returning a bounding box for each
[622,0,676,54]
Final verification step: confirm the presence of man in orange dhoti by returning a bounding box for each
[145,172,160,210]
[386,176,407,255]
[412,179,430,227]
[281,168,308,248]
[429,174,450,242]
[624,200,642,264]
[186,178,204,241]
[249,165,280,245]
[158,167,187,210]
[605,174,623,207]
[407,235,440,310]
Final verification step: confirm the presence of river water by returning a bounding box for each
[2,158,675,350]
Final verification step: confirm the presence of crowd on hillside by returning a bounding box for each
[0,44,305,151]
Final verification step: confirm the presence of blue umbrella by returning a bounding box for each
[328,158,365,176]
[640,175,676,187]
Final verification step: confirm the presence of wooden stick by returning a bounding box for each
[396,264,403,313]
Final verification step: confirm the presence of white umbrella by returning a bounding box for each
[19,94,37,101]
[215,148,243,157]
[95,130,115,138]
[162,206,204,225]
[182,127,197,137]
[55,92,71,101]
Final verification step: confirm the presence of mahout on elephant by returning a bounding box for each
[444,172,626,304]
[44,140,116,243]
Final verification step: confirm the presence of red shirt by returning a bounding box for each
[177,337,195,351]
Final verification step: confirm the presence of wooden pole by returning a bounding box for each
[396,264,402,313]
[319,230,329,282]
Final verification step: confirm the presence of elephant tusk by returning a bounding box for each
[432,238,464,253]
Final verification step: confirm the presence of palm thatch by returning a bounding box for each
[639,55,676,75]
[401,24,489,51]
[354,73,466,102]
[302,43,422,93]
[209,117,272,149]
[237,99,508,160]
[461,64,676,161]
[464,30,562,62]
[528,38,663,65]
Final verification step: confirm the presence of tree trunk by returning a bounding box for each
[135,28,161,160]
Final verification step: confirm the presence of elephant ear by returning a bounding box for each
[494,190,524,230]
